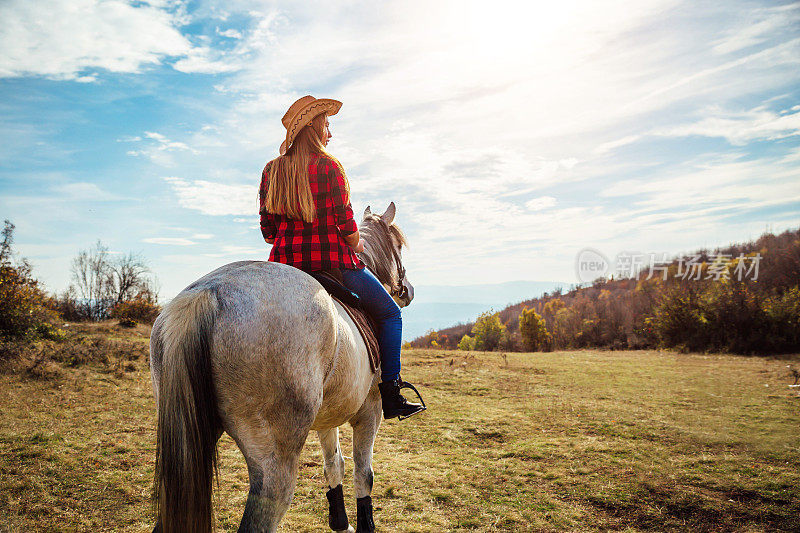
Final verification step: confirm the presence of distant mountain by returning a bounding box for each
[402,280,568,341]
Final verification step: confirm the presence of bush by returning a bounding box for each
[764,286,800,353]
[551,307,580,349]
[53,287,83,322]
[650,285,708,352]
[703,280,769,354]
[498,329,522,352]
[457,334,475,351]
[471,311,505,351]
[518,307,551,351]
[109,294,161,324]
[0,263,60,339]
[0,221,61,340]
[410,329,440,349]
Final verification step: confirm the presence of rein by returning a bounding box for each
[388,245,408,300]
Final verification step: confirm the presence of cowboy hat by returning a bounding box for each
[279,95,342,155]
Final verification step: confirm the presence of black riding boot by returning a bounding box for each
[378,376,425,420]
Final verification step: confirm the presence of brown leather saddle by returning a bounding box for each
[307,269,380,372]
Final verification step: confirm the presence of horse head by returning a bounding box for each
[358,202,414,308]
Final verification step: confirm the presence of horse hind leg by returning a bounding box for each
[350,390,382,533]
[319,427,354,532]
[228,395,320,533]
[232,429,304,533]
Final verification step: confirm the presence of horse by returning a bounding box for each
[149,202,415,533]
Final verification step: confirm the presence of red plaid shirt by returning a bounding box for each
[259,153,364,271]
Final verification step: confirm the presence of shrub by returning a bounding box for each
[649,285,708,352]
[498,328,522,352]
[457,334,475,351]
[471,311,505,351]
[764,286,800,353]
[518,307,551,352]
[0,221,61,339]
[542,298,565,321]
[53,287,83,322]
[703,280,769,354]
[410,329,440,349]
[552,308,571,348]
[109,294,161,324]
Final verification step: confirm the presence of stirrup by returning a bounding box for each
[397,379,427,420]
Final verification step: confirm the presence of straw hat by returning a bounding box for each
[279,95,342,155]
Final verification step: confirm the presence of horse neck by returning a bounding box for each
[358,221,396,288]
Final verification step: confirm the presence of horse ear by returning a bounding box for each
[363,205,372,219]
[381,202,396,225]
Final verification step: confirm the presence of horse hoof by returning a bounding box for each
[334,527,355,533]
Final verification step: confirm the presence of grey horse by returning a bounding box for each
[149,203,414,533]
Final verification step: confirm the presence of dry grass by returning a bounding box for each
[1,331,799,531]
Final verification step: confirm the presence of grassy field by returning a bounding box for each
[1,323,799,532]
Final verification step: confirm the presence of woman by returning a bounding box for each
[258,95,424,420]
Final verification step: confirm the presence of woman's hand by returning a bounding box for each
[344,230,363,253]
[265,237,275,245]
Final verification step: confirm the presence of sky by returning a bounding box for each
[1,0,799,301]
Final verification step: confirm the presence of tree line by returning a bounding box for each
[0,219,160,341]
[408,227,800,355]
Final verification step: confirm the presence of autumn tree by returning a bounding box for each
[0,220,59,339]
[519,307,551,352]
[471,311,505,351]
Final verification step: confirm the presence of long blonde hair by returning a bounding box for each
[261,113,350,223]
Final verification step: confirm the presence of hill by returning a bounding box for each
[411,227,800,354]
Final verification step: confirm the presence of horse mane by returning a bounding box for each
[358,214,407,287]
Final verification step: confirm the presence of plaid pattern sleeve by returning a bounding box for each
[328,160,359,236]
[258,154,364,271]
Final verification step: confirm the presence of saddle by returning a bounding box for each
[307,269,381,372]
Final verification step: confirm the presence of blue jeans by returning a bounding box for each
[340,267,401,382]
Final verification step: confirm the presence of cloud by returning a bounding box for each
[5,1,799,293]
[172,48,240,74]
[192,233,214,239]
[0,0,232,80]
[52,182,120,201]
[143,131,194,151]
[217,28,242,39]
[121,2,800,288]
[126,131,199,165]
[163,177,255,216]
[592,135,643,155]
[525,196,557,211]
[143,237,196,245]
[599,153,800,215]
[655,104,800,145]
[711,4,800,55]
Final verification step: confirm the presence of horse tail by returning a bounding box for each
[153,288,220,533]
